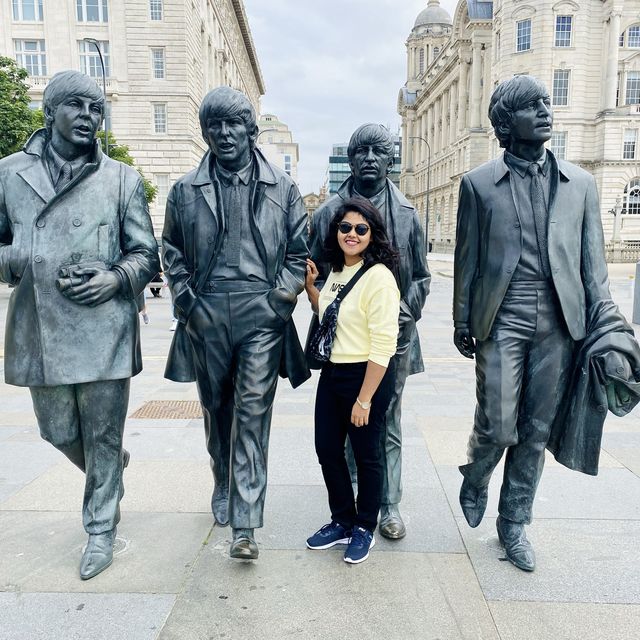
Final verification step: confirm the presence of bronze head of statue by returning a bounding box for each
[43,70,104,160]
[347,123,395,198]
[489,74,553,159]
[198,86,258,172]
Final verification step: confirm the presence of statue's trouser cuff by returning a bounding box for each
[460,283,574,524]
[187,291,284,530]
[315,360,396,532]
[30,378,130,534]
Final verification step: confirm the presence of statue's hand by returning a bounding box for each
[62,266,121,307]
[454,327,476,359]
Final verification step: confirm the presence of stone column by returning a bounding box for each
[470,42,483,129]
[406,113,415,172]
[605,11,622,110]
[449,80,458,145]
[459,53,470,132]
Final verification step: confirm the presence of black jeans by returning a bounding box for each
[314,359,396,532]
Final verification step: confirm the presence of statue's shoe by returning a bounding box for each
[230,528,258,560]
[80,529,116,580]
[459,478,488,528]
[379,504,406,539]
[211,484,229,527]
[496,516,536,572]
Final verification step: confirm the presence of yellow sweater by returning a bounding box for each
[319,261,400,367]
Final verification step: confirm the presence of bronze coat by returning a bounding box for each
[162,148,309,386]
[0,130,160,386]
[453,151,611,342]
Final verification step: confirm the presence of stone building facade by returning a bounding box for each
[1,0,265,236]
[257,113,299,182]
[399,0,640,258]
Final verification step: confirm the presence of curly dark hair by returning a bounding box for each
[323,197,399,273]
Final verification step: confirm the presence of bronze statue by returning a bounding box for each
[310,123,430,539]
[0,70,159,579]
[163,86,309,560]
[453,75,615,571]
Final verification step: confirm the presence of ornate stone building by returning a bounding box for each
[399,0,640,258]
[257,113,299,182]
[1,0,265,235]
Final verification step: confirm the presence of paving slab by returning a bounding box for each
[0,460,213,513]
[157,550,499,640]
[458,517,640,603]
[252,483,465,554]
[0,510,211,593]
[437,465,640,521]
[488,601,640,640]
[0,592,176,640]
[0,442,64,504]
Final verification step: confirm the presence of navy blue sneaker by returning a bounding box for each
[344,526,375,564]
[306,522,351,550]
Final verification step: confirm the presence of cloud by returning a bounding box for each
[243,0,459,193]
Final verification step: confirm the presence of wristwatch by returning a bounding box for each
[356,397,371,410]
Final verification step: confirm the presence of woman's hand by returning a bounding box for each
[305,258,319,291]
[351,402,370,427]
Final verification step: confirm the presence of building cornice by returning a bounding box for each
[231,0,266,95]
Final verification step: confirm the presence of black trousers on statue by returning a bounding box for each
[315,360,396,532]
[460,282,574,524]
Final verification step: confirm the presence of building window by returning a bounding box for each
[629,26,640,49]
[554,16,572,47]
[623,130,637,159]
[419,48,425,74]
[516,19,532,52]
[150,0,162,21]
[626,72,640,104]
[14,39,47,75]
[433,46,440,60]
[12,0,43,21]
[151,48,165,79]
[77,0,109,22]
[79,41,110,78]
[154,174,169,209]
[620,32,625,47]
[623,178,640,214]
[284,155,292,176]
[549,132,567,159]
[552,69,570,106]
[153,103,167,134]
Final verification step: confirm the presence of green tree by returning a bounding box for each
[0,56,40,158]
[97,131,157,204]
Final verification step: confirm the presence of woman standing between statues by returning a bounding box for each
[304,197,400,564]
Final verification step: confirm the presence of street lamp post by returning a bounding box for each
[410,135,431,248]
[83,38,109,157]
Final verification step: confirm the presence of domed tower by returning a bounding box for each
[406,0,453,91]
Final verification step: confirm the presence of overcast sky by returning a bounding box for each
[242,0,459,195]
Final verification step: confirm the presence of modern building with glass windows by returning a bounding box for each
[0,0,265,236]
[399,0,640,256]
[328,135,402,194]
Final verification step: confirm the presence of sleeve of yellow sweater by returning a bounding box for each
[363,266,400,367]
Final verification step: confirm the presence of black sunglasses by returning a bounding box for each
[338,222,370,236]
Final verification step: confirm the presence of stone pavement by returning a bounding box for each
[1,257,639,640]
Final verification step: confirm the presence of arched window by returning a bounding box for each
[621,24,640,48]
[419,48,425,74]
[623,178,640,214]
